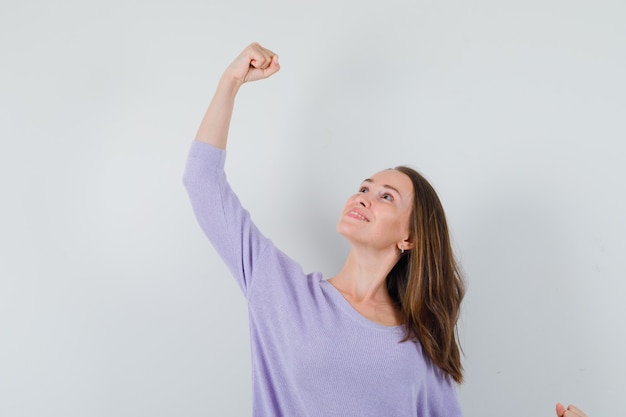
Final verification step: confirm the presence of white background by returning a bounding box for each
[1,0,625,416]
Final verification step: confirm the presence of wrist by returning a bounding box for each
[217,74,243,96]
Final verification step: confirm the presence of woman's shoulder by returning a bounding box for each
[250,242,323,286]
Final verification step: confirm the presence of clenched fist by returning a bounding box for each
[223,42,280,84]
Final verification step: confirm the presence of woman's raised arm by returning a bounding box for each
[194,43,280,149]
[183,43,281,294]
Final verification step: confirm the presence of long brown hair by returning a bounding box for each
[386,166,465,384]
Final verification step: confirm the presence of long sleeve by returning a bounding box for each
[182,140,271,295]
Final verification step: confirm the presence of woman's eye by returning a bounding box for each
[359,186,368,193]
[382,193,394,201]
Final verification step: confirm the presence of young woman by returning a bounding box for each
[183,42,589,417]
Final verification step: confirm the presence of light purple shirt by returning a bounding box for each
[183,140,463,417]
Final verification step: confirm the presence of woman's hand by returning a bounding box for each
[556,403,588,417]
[223,42,280,84]
[194,42,280,149]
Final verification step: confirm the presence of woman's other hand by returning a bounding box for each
[556,403,588,417]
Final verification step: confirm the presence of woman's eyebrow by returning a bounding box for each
[362,178,402,196]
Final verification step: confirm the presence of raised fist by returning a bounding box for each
[223,42,280,84]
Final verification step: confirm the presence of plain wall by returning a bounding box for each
[1,0,625,415]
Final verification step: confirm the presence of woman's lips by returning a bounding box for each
[346,209,369,222]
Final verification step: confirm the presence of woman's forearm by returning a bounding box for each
[194,77,242,150]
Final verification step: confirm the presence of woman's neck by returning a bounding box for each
[329,246,399,303]
[328,247,402,326]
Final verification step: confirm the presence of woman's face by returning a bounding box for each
[336,169,414,251]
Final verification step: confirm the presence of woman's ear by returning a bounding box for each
[398,239,414,252]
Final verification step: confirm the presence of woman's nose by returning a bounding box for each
[355,194,371,208]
